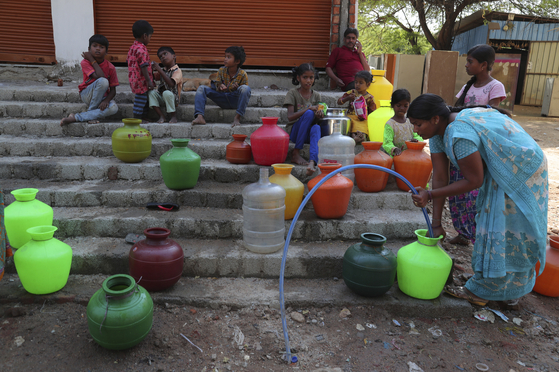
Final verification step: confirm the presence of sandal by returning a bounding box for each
[444,285,488,306]
[496,299,521,311]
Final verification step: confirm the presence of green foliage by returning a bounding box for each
[359,20,431,55]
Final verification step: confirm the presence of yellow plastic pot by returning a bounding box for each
[269,164,304,220]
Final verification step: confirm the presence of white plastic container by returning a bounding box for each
[242,168,286,254]
[318,122,356,182]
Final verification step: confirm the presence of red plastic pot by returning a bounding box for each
[250,117,289,166]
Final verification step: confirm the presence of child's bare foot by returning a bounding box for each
[291,149,308,166]
[156,116,165,124]
[87,120,100,124]
[231,114,241,128]
[306,160,317,176]
[169,114,178,124]
[60,113,76,126]
[192,115,206,125]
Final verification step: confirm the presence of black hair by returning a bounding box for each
[132,20,154,39]
[225,46,246,68]
[89,34,109,51]
[408,93,509,122]
[391,88,411,107]
[354,70,372,84]
[456,44,496,107]
[344,28,359,38]
[291,63,319,86]
[157,46,175,57]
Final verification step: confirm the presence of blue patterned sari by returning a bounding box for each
[435,108,548,301]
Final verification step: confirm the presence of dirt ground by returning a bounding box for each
[1,106,558,372]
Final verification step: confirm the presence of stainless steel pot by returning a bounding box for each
[320,108,351,136]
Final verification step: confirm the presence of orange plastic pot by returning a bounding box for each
[393,141,432,191]
[226,134,251,164]
[307,163,353,219]
[354,142,393,192]
[533,236,559,297]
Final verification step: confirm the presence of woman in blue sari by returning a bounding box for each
[408,94,548,306]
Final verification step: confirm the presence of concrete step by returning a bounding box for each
[0,157,314,183]
[0,84,341,108]
[46,206,426,241]
[5,237,418,279]
[0,100,293,124]
[1,179,416,211]
[0,274,471,317]
[0,119,278,139]
[0,135,320,161]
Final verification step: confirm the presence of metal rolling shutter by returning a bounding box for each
[0,0,56,64]
[93,0,331,67]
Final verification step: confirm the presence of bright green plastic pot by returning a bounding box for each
[5,188,53,249]
[396,229,452,300]
[87,274,153,350]
[343,233,397,297]
[159,139,201,190]
[111,118,152,163]
[14,226,72,294]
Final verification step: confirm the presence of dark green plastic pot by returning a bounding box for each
[87,274,153,350]
[342,233,397,297]
[159,139,201,190]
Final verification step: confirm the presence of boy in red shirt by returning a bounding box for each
[60,34,119,126]
[127,20,155,122]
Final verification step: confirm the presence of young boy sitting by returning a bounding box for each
[192,46,251,127]
[127,20,155,122]
[149,46,183,123]
[60,34,119,126]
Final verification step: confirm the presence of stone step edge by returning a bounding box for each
[0,274,471,317]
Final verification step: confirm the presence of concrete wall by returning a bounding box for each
[51,0,95,67]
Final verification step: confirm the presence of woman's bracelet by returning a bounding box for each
[431,218,441,222]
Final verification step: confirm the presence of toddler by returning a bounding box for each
[337,70,376,144]
[382,89,423,157]
[149,46,183,123]
[127,20,154,122]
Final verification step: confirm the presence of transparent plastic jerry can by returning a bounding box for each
[242,168,286,254]
[318,122,356,182]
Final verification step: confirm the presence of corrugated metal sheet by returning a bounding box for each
[452,25,488,55]
[522,42,559,105]
[94,0,332,68]
[0,0,56,64]
[490,21,559,41]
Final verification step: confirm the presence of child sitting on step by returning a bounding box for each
[149,46,183,123]
[337,70,376,144]
[192,46,251,127]
[60,34,119,126]
[382,89,423,157]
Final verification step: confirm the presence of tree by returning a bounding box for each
[359,0,559,51]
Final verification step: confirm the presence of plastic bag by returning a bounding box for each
[353,96,367,120]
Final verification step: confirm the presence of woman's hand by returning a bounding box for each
[411,186,429,208]
[431,225,446,240]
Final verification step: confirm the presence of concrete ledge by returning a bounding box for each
[1,179,416,211]
[0,274,472,317]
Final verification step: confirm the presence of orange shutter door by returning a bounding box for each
[0,0,56,64]
[94,0,331,67]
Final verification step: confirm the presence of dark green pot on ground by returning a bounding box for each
[111,118,152,163]
[343,233,397,297]
[87,274,153,350]
[159,139,201,190]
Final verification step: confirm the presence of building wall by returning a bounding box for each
[331,0,358,51]
[51,0,94,67]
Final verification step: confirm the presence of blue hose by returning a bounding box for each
[279,164,434,363]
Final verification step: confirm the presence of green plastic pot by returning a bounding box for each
[87,274,153,350]
[111,118,152,163]
[159,139,201,190]
[396,229,452,300]
[343,233,397,297]
[14,226,72,294]
[5,188,53,249]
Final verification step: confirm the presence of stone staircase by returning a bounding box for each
[0,75,427,281]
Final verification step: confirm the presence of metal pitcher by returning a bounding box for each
[320,108,351,136]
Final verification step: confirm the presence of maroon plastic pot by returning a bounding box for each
[129,227,184,291]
